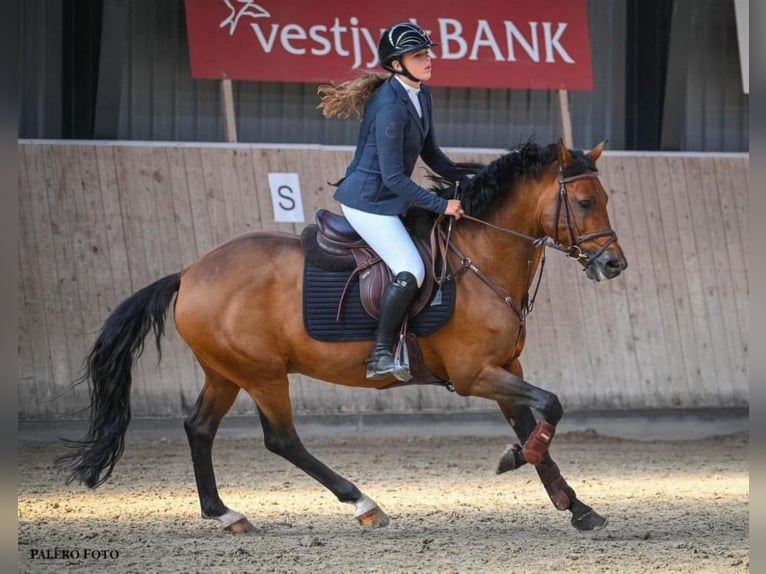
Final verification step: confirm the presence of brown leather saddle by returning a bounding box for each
[300,209,453,389]
[310,209,440,321]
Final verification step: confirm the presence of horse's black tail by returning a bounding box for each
[56,273,182,488]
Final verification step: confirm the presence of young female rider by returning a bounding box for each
[318,22,465,380]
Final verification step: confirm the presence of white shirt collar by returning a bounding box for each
[394,74,421,95]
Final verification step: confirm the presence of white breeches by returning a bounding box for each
[340,204,425,287]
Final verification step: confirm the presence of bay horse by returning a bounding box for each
[58,140,627,534]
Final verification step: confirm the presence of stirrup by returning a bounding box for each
[366,349,412,381]
[366,351,396,380]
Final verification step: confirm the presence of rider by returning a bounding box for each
[318,22,464,380]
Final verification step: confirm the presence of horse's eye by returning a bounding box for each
[577,199,593,209]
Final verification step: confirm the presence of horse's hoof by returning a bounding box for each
[224,517,256,534]
[496,443,525,474]
[356,506,390,528]
[571,509,608,532]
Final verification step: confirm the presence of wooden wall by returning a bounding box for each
[18,142,748,418]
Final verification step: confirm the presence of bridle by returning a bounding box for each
[430,166,618,334]
[551,168,617,266]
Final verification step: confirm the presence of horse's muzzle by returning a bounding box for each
[584,249,628,282]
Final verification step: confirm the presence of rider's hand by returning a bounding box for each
[445,199,465,219]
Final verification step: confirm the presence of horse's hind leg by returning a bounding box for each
[496,401,608,531]
[184,367,254,533]
[248,379,390,528]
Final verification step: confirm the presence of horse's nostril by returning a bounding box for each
[604,257,627,274]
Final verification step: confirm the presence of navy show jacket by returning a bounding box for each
[333,76,454,215]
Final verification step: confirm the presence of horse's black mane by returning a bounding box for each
[404,141,597,239]
[429,141,596,219]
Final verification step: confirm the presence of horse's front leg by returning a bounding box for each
[457,364,607,531]
[497,401,608,531]
[459,365,562,463]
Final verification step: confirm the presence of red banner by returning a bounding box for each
[185,0,593,90]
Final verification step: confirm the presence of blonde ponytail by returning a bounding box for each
[317,71,388,119]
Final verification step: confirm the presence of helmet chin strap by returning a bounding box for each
[392,61,421,84]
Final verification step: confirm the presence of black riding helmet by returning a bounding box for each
[378,22,438,82]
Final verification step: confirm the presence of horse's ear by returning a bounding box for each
[556,139,573,166]
[586,140,608,162]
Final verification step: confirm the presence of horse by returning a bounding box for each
[57,140,627,534]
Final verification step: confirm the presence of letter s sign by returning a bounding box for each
[268,173,305,222]
[277,185,296,210]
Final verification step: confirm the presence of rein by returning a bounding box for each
[429,169,618,333]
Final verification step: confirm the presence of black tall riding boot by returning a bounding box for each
[366,271,419,380]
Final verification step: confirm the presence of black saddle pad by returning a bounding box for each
[303,261,456,342]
